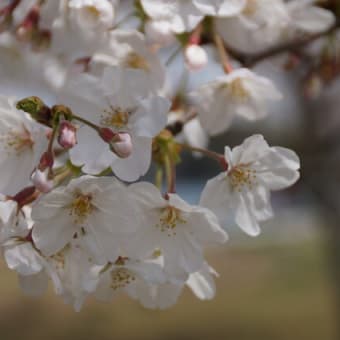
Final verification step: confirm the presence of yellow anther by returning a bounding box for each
[228,78,249,100]
[101,106,131,129]
[156,206,186,236]
[69,192,93,224]
[85,6,101,18]
[124,52,150,71]
[229,165,257,191]
[110,268,136,290]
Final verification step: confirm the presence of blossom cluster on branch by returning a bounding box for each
[0,0,336,311]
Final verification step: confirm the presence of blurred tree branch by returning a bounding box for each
[228,19,340,67]
[203,18,340,68]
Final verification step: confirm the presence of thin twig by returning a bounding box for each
[224,19,340,67]
[213,30,233,73]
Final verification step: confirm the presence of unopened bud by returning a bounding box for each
[31,169,54,193]
[25,229,33,243]
[99,128,133,158]
[58,121,77,149]
[16,96,52,126]
[110,132,133,159]
[185,45,208,71]
[38,151,54,171]
[13,186,37,207]
[99,127,116,143]
[15,5,39,42]
[16,96,45,115]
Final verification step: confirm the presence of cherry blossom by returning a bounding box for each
[194,0,247,17]
[95,256,166,307]
[0,95,48,195]
[286,0,336,36]
[216,0,336,54]
[0,197,32,242]
[141,0,246,34]
[191,69,282,136]
[91,29,165,94]
[140,0,205,34]
[215,0,290,53]
[124,260,218,309]
[144,19,175,46]
[59,68,170,181]
[127,182,228,280]
[186,262,218,301]
[50,0,116,56]
[200,135,300,236]
[0,0,322,311]
[31,175,138,262]
[3,237,99,310]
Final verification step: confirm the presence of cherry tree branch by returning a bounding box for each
[207,18,340,68]
[213,31,233,73]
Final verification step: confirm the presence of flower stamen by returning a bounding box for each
[124,52,150,71]
[1,126,34,156]
[69,192,93,225]
[110,268,136,290]
[228,78,249,100]
[229,165,257,192]
[156,206,186,237]
[100,106,132,130]
[85,5,101,18]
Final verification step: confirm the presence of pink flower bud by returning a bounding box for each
[39,151,54,171]
[15,5,40,42]
[12,186,37,207]
[185,45,208,72]
[16,23,34,42]
[110,132,133,159]
[99,127,116,143]
[58,121,77,149]
[99,129,133,158]
[31,169,54,193]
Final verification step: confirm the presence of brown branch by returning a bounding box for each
[209,18,340,68]
[213,31,233,73]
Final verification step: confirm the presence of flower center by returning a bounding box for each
[85,5,101,18]
[69,192,93,225]
[110,268,136,290]
[228,78,249,101]
[243,0,257,16]
[156,206,186,237]
[2,126,34,156]
[229,165,257,192]
[100,106,131,130]
[124,52,149,71]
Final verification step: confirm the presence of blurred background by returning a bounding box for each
[1,1,340,340]
[1,59,339,340]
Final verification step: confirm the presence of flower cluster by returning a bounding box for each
[0,0,334,311]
